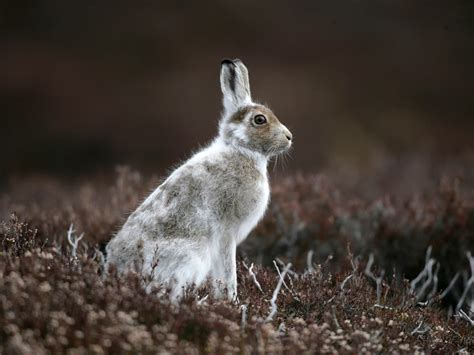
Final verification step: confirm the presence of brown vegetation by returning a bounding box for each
[1,166,473,353]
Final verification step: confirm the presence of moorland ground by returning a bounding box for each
[1,160,474,353]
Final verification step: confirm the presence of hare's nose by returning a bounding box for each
[284,130,293,141]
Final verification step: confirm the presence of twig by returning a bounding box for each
[143,244,160,289]
[456,252,474,312]
[410,246,438,303]
[265,262,292,322]
[306,250,315,273]
[447,325,462,338]
[440,272,460,300]
[332,306,341,329]
[458,309,474,326]
[197,294,209,305]
[426,263,440,301]
[66,224,84,258]
[341,250,358,292]
[240,304,248,329]
[275,258,298,278]
[325,295,336,305]
[340,274,353,291]
[364,253,385,305]
[243,262,264,293]
[410,246,433,290]
[373,304,394,310]
[273,260,291,292]
[277,322,286,334]
[410,318,430,336]
[273,260,299,301]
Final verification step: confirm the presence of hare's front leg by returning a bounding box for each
[212,238,237,301]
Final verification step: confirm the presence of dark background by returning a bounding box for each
[1,0,473,182]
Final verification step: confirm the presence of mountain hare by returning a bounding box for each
[106,59,292,300]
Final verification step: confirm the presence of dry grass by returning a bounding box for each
[1,166,474,353]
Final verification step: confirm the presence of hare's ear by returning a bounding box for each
[220,58,252,114]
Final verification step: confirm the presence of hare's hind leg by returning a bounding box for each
[172,247,213,298]
[142,239,212,299]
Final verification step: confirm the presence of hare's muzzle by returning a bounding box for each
[282,126,293,146]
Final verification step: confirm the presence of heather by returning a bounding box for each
[1,164,473,353]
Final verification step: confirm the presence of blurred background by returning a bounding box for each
[1,0,473,188]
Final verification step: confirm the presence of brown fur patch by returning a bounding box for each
[229,106,253,123]
[137,238,144,250]
[229,105,280,124]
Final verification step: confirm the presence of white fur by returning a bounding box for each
[105,59,290,301]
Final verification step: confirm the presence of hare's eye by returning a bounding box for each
[254,115,267,125]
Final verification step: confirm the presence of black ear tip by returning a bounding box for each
[221,58,235,66]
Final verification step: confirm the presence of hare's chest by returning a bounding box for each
[234,176,270,244]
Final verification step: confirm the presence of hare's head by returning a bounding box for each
[218,59,292,158]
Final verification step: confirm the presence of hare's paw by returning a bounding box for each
[228,291,240,304]
[211,279,226,299]
[225,280,238,303]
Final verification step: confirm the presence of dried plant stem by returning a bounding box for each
[265,261,292,323]
[243,262,264,293]
[364,253,385,305]
[66,224,84,258]
[458,309,474,327]
[456,252,474,312]
[410,246,439,304]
